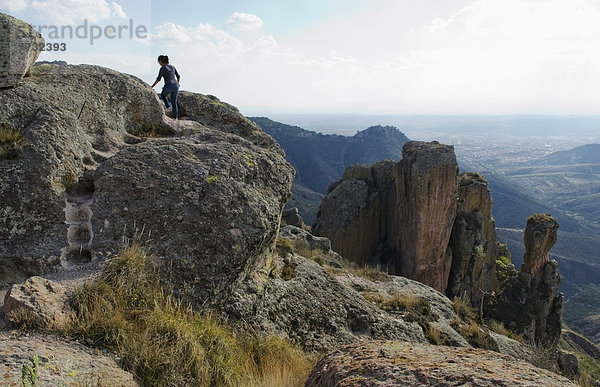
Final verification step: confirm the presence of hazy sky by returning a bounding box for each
[3,0,600,114]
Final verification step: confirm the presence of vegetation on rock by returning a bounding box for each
[0,124,23,160]
[70,242,314,386]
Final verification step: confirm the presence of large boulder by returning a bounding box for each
[0,63,170,277]
[305,341,576,386]
[3,276,73,330]
[0,13,44,88]
[92,130,293,304]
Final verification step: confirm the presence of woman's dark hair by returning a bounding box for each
[157,55,169,64]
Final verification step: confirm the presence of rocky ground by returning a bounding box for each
[306,341,576,386]
[1,332,137,386]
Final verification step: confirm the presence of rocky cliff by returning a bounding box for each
[313,141,502,299]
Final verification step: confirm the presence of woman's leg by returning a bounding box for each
[160,87,171,108]
[170,86,179,119]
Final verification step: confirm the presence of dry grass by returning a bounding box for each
[451,296,477,322]
[6,308,43,331]
[425,323,441,345]
[275,237,326,267]
[488,320,525,343]
[70,243,314,386]
[328,266,393,283]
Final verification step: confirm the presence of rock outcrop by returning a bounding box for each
[1,62,170,273]
[521,214,559,274]
[4,276,73,330]
[223,253,426,352]
[488,215,564,347]
[0,58,294,307]
[395,141,458,292]
[447,172,499,305]
[305,341,576,386]
[92,131,293,304]
[313,141,460,293]
[0,13,44,88]
[0,332,137,386]
[313,144,509,303]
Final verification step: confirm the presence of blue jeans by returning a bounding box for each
[161,83,179,119]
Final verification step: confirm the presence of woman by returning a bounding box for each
[151,55,181,119]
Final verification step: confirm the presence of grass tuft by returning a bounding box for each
[451,296,477,321]
[0,124,23,160]
[70,243,313,386]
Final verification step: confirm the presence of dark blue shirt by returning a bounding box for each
[156,64,180,85]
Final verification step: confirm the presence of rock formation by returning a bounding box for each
[177,91,281,152]
[314,141,460,293]
[313,144,510,304]
[447,172,499,305]
[4,276,73,330]
[0,13,44,88]
[305,341,576,386]
[521,214,559,274]
[395,141,458,292]
[224,252,426,352]
[488,214,564,347]
[0,59,293,305]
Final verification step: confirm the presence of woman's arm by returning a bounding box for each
[151,67,164,87]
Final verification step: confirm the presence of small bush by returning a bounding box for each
[6,308,42,331]
[0,125,23,160]
[70,243,313,386]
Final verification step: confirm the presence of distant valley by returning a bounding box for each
[252,116,600,344]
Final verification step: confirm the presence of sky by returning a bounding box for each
[2,0,600,115]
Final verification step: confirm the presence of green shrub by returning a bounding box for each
[21,355,39,387]
[70,243,313,386]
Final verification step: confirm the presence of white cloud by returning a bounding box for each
[130,1,600,114]
[0,0,27,11]
[29,0,126,24]
[110,1,126,18]
[227,12,263,32]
